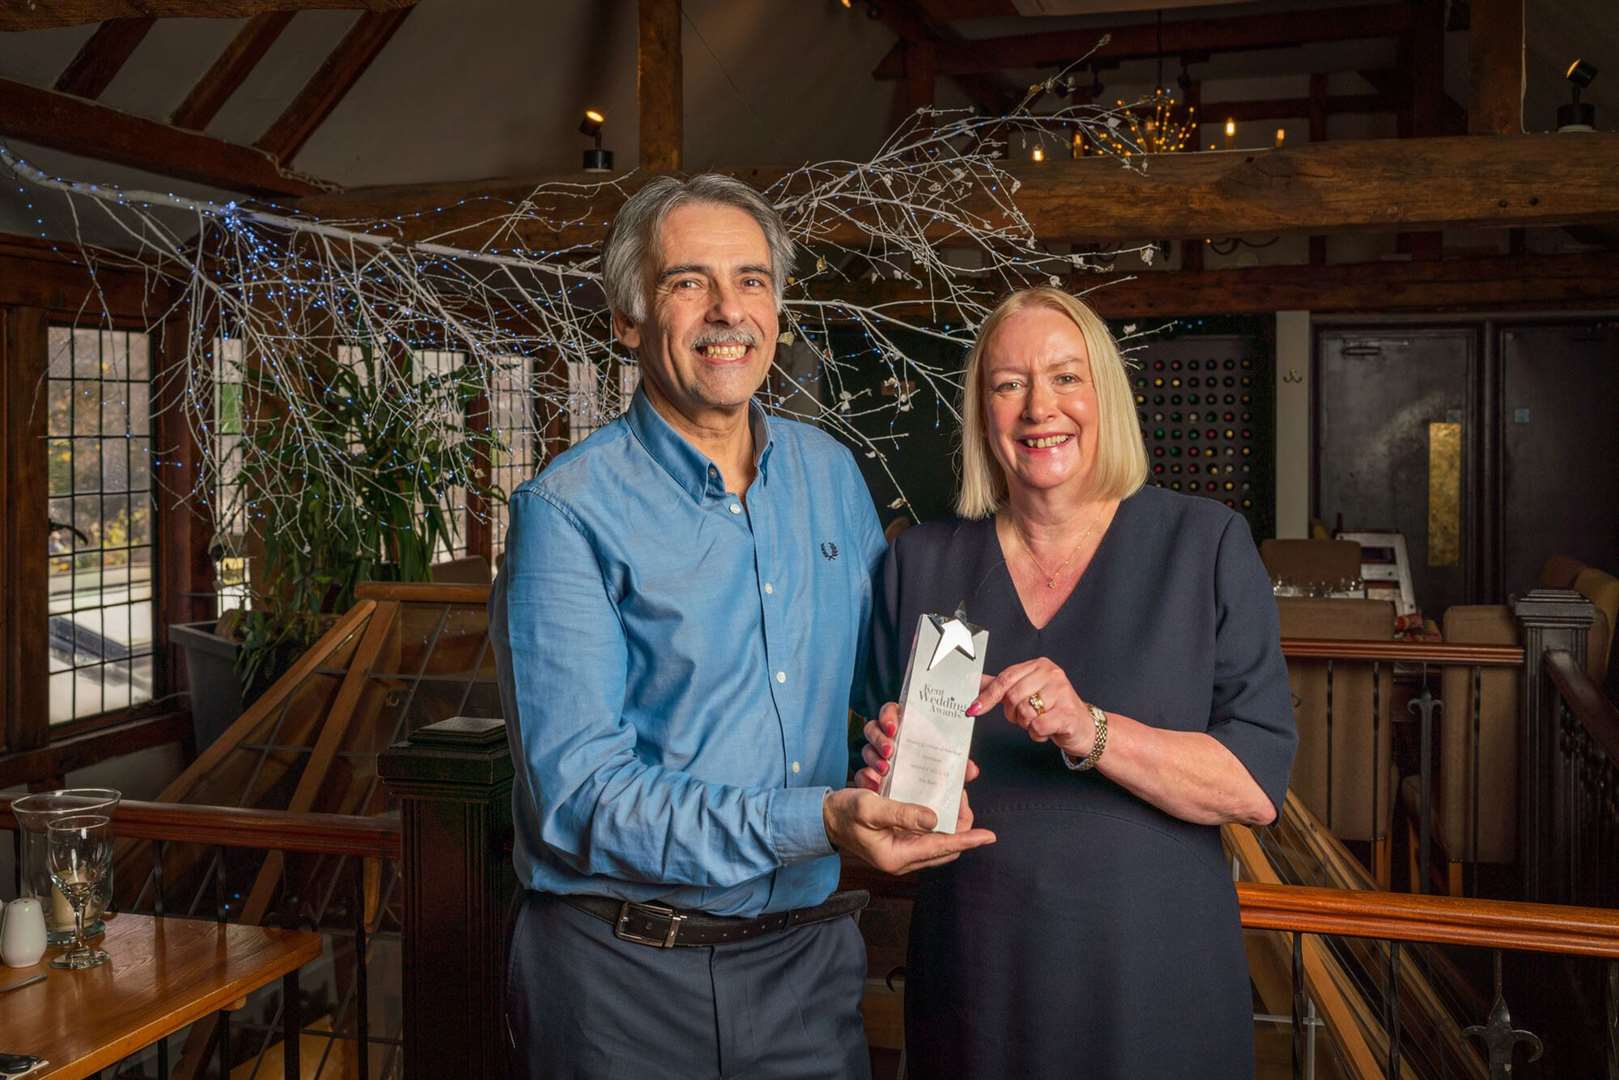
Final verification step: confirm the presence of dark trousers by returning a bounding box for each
[507,892,872,1080]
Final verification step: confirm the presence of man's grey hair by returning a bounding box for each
[600,174,796,326]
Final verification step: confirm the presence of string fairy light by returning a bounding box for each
[1,72,1165,541]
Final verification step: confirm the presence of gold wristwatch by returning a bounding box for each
[1061,704,1109,772]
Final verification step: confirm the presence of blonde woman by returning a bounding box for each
[858,288,1296,1078]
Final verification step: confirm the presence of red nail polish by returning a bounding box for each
[884,722,896,736]
[883,742,893,759]
[966,702,981,717]
[879,759,889,775]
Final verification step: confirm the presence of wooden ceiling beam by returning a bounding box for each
[1356,67,1466,134]
[0,1,410,31]
[0,76,326,197]
[874,0,1022,116]
[52,17,155,99]
[873,3,1411,79]
[638,0,681,173]
[1209,91,1399,125]
[1469,0,1524,134]
[254,8,412,164]
[171,11,295,131]
[292,134,1619,249]
[811,251,1619,319]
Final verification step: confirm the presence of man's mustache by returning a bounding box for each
[690,328,758,350]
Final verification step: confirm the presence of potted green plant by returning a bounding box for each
[174,341,498,745]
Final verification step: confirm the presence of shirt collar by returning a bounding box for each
[625,385,775,503]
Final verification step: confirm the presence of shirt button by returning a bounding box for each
[764,582,774,595]
[729,503,742,515]
[791,761,801,774]
[775,671,787,684]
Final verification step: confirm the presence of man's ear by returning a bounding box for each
[612,310,642,352]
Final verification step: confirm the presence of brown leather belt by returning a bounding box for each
[563,890,869,949]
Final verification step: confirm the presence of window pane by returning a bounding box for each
[71,329,99,377]
[72,381,100,436]
[47,381,71,435]
[47,326,157,722]
[102,437,129,493]
[48,439,72,496]
[48,328,72,378]
[49,670,75,723]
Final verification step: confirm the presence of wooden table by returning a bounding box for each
[0,913,322,1080]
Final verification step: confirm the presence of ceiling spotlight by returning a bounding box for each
[1559,59,1599,132]
[579,108,613,172]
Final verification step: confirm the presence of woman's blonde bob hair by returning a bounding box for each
[956,287,1147,519]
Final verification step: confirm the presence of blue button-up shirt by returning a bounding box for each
[489,388,886,917]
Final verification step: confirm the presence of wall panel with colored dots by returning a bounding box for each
[1119,319,1275,540]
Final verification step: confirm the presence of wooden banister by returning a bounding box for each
[1280,637,1525,665]
[0,796,400,860]
[840,861,1619,959]
[1543,647,1619,764]
[1237,881,1619,958]
[354,581,491,604]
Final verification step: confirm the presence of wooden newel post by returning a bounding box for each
[1512,588,1593,903]
[380,716,516,1080]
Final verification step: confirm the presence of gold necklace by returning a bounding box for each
[1009,513,1101,590]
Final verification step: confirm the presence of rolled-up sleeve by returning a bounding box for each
[1206,513,1298,816]
[499,489,831,887]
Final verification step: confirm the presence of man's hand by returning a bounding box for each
[823,787,995,876]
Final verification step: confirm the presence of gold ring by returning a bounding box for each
[1028,692,1047,715]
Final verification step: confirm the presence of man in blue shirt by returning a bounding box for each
[490,174,995,1079]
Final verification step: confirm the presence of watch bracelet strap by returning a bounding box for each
[1061,704,1109,771]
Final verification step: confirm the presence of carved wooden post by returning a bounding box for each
[1513,588,1593,903]
[380,716,515,1080]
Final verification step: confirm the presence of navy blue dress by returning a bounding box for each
[869,487,1296,1079]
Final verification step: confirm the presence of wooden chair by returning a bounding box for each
[1400,605,1520,896]
[1277,597,1397,887]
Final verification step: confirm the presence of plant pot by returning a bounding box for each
[170,620,246,753]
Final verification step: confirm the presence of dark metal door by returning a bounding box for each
[1315,328,1476,617]
[1501,321,1619,598]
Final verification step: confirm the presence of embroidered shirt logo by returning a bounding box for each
[820,541,840,561]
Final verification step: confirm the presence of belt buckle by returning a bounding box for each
[615,901,685,948]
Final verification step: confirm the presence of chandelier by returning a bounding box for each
[1097,11,1197,158]
[1100,86,1197,157]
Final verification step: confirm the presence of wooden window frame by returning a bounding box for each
[0,237,208,769]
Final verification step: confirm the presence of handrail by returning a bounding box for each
[841,860,1619,959]
[1237,881,1619,958]
[355,582,490,604]
[1280,636,1525,665]
[1544,646,1619,764]
[0,797,400,860]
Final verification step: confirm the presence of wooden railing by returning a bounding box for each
[1,797,401,1080]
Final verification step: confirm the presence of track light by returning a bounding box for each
[1559,59,1599,132]
[579,109,613,172]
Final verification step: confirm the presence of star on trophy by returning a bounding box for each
[879,604,989,834]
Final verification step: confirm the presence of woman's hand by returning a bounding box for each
[854,701,981,796]
[968,658,1096,759]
